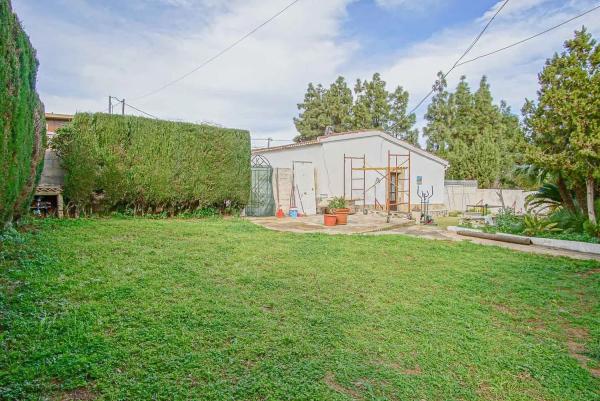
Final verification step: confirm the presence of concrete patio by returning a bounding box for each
[247,214,600,261]
[246,213,413,234]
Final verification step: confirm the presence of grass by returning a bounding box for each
[432,216,459,230]
[1,217,599,401]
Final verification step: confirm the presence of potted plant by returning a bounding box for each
[323,213,337,226]
[328,197,350,225]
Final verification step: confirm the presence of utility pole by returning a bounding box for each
[108,96,126,115]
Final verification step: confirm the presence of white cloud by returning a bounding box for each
[15,0,356,140]
[480,0,551,21]
[367,0,600,142]
[374,0,441,11]
[12,0,600,144]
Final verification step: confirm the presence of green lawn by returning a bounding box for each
[1,218,599,401]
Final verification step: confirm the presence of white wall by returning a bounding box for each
[255,132,448,211]
[444,185,533,213]
[39,132,64,187]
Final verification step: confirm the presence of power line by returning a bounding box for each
[109,96,160,119]
[408,0,510,114]
[456,4,600,67]
[124,102,160,119]
[251,138,293,142]
[131,0,302,101]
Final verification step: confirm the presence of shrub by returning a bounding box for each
[328,197,347,210]
[52,113,250,215]
[549,208,587,233]
[0,0,46,227]
[583,221,600,238]
[534,231,599,244]
[522,214,561,237]
[494,208,523,234]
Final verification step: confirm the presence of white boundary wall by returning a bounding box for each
[444,183,533,213]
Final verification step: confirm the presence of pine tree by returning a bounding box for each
[423,72,453,154]
[424,72,525,187]
[351,79,371,130]
[322,76,353,133]
[293,83,328,141]
[387,86,419,146]
[294,73,420,144]
[362,73,390,128]
[524,27,600,224]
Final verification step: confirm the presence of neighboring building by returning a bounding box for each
[33,113,73,217]
[251,130,449,216]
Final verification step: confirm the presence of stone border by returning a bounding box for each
[447,226,600,255]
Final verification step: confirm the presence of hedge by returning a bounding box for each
[52,113,251,214]
[0,0,46,227]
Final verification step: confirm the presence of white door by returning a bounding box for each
[293,161,317,215]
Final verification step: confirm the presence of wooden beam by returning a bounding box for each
[351,167,407,171]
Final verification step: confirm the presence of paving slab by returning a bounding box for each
[247,214,412,235]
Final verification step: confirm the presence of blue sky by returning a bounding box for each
[11,0,600,146]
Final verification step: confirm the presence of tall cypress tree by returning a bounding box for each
[424,72,525,188]
[0,0,46,227]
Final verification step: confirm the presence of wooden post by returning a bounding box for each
[408,152,411,213]
[57,193,64,218]
[343,154,346,200]
[386,150,390,212]
[363,154,366,211]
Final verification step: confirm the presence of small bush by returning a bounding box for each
[583,221,600,238]
[534,231,599,244]
[328,197,347,210]
[494,208,523,234]
[549,208,587,233]
[522,214,561,237]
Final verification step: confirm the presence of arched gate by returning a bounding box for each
[246,155,276,217]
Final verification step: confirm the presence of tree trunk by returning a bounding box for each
[556,174,576,213]
[574,181,588,216]
[586,175,596,225]
[496,186,506,209]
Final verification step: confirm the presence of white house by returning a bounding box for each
[252,130,449,215]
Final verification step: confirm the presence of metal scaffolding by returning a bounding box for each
[343,154,366,211]
[343,151,411,213]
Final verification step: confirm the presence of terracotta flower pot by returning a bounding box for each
[333,208,350,225]
[323,214,337,226]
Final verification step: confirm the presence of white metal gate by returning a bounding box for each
[292,161,316,215]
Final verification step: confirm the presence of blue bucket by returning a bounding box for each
[289,208,298,218]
